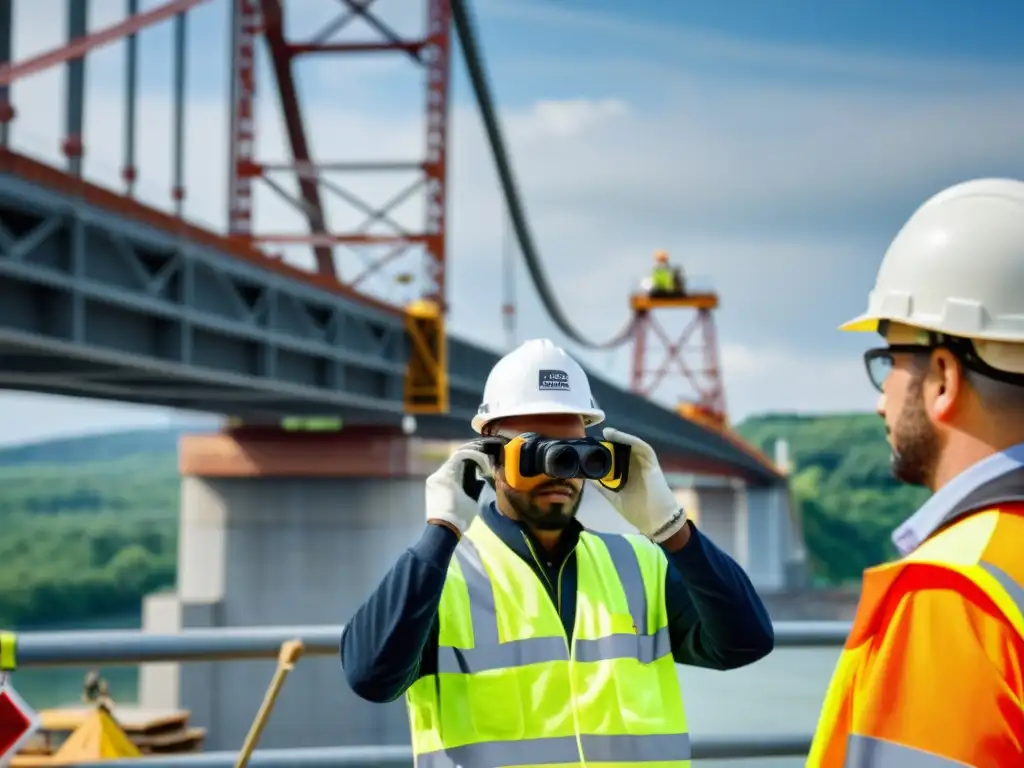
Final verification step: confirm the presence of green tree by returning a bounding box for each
[738,413,929,584]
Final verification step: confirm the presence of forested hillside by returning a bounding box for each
[0,430,186,627]
[737,414,928,584]
[0,415,929,626]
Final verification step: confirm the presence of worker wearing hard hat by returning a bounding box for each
[342,338,774,765]
[807,179,1024,767]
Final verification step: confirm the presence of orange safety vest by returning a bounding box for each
[807,467,1024,767]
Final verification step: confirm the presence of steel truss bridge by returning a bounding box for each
[0,0,780,484]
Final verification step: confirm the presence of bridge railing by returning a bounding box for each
[62,737,816,766]
[7,621,851,765]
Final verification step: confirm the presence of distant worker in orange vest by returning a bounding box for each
[807,179,1024,766]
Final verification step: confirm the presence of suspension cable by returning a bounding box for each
[450,0,635,350]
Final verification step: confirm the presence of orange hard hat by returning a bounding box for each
[654,250,668,263]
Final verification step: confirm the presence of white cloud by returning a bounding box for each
[0,0,1019,443]
[721,343,877,416]
[513,98,631,140]
[470,85,1024,240]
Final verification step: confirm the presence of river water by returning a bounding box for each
[678,646,841,767]
[13,645,840,767]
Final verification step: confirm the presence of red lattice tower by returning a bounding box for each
[629,291,727,427]
[227,0,451,309]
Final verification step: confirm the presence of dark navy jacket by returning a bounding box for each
[341,501,775,703]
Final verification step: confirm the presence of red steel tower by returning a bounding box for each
[226,0,453,413]
[629,289,728,429]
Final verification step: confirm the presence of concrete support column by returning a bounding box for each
[138,591,181,710]
[579,472,748,571]
[142,427,444,751]
[690,482,745,565]
[744,483,800,592]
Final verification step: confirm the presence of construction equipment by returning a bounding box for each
[11,640,304,768]
[12,671,206,765]
[404,299,449,415]
[12,704,140,767]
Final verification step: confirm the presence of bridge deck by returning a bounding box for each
[0,149,780,484]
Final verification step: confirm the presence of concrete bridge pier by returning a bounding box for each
[141,427,443,751]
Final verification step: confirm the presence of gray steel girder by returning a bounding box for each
[0,172,779,484]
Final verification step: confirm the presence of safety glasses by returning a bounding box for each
[863,344,935,392]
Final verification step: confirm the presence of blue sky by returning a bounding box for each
[2,0,1024,445]
[564,0,1024,60]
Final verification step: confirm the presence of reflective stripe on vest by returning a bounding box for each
[844,735,973,767]
[417,733,689,767]
[897,509,1024,640]
[981,560,1024,632]
[407,519,690,767]
[437,531,671,673]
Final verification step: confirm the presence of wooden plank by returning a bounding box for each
[37,707,190,734]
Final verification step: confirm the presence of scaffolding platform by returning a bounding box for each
[630,292,720,312]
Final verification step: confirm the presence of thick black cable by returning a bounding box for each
[450,0,635,350]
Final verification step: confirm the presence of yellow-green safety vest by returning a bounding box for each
[406,518,690,767]
[652,266,674,291]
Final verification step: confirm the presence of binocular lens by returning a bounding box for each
[544,444,582,479]
[540,442,611,480]
[578,447,611,479]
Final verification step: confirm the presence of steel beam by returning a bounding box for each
[0,0,211,86]
[0,171,422,412]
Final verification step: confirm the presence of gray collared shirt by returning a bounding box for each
[891,442,1024,556]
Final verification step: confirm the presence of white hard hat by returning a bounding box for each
[471,338,605,434]
[840,178,1024,373]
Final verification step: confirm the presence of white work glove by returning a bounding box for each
[425,441,492,534]
[591,427,687,543]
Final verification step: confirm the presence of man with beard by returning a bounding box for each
[341,337,774,766]
[807,179,1024,768]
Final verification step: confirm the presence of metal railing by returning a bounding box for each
[72,736,817,766]
[7,621,851,764]
[11,621,850,666]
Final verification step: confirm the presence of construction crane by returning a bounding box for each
[629,250,727,430]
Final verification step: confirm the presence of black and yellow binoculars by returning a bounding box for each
[480,432,631,493]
